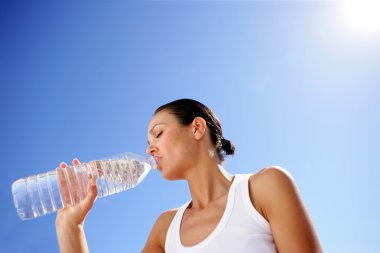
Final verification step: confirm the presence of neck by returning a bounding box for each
[185,158,234,210]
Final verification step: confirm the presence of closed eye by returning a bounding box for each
[156,132,162,138]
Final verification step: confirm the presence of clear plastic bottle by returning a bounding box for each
[12,152,156,220]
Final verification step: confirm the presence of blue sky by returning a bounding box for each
[1,1,379,252]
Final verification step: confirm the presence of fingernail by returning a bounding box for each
[59,162,67,168]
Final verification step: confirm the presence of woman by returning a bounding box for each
[56,98,323,253]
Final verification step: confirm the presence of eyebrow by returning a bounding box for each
[147,124,163,145]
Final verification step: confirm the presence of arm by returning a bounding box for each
[56,221,91,253]
[250,166,323,253]
[55,159,98,253]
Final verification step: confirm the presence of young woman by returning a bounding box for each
[56,98,323,253]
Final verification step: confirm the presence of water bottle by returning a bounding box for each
[12,152,156,220]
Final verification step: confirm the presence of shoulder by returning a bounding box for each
[142,208,178,252]
[247,166,297,220]
[156,208,178,230]
[152,208,179,243]
[248,167,323,252]
[250,165,294,188]
[249,165,295,194]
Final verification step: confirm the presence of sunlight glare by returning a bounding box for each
[341,0,380,36]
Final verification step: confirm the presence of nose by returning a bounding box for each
[146,144,157,156]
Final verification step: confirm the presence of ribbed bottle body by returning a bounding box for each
[12,155,155,220]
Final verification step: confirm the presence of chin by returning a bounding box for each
[161,167,182,181]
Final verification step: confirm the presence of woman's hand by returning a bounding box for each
[55,158,98,253]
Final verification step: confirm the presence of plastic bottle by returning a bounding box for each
[12,152,156,220]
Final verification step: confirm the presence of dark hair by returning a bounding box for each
[155,98,235,161]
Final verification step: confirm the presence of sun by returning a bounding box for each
[340,0,380,36]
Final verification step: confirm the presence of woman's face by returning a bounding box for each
[146,110,197,180]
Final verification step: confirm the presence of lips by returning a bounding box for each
[154,156,162,169]
[154,156,161,163]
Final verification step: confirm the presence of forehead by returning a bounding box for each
[147,110,178,132]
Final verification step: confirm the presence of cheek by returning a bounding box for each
[163,126,196,157]
[163,129,187,150]
[171,132,193,154]
[171,139,197,168]
[163,132,192,164]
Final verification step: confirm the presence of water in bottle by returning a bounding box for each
[12,152,156,220]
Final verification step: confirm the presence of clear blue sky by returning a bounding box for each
[1,1,379,253]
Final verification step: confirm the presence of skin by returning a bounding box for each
[56,109,323,253]
[56,159,97,253]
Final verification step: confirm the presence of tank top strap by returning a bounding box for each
[236,173,272,233]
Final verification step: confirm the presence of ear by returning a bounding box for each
[192,117,207,140]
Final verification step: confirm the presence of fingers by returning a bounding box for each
[57,158,98,211]
[81,175,98,213]
[67,163,81,205]
[57,162,72,207]
[72,158,80,165]
[71,158,87,201]
[56,158,97,225]
[57,159,83,207]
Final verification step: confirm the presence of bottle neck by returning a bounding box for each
[147,156,157,170]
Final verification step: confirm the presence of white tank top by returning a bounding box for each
[165,174,277,253]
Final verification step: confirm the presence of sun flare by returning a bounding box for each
[341,0,380,36]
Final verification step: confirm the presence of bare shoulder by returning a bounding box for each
[249,165,296,197]
[248,166,295,220]
[141,209,178,253]
[250,165,294,183]
[249,166,323,252]
[156,208,178,227]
